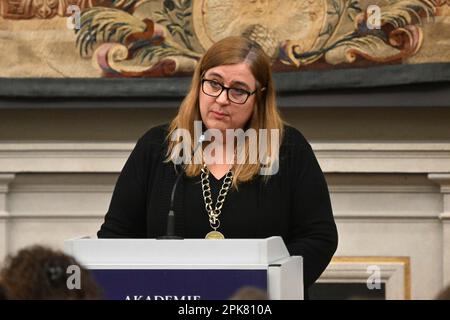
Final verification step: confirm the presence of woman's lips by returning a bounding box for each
[210,110,228,119]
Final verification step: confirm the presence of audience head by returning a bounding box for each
[436,284,450,300]
[229,286,268,300]
[0,245,102,300]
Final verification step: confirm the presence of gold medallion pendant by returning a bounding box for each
[205,231,225,239]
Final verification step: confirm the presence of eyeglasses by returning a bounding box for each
[201,79,257,104]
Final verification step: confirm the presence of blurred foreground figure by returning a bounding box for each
[436,285,450,300]
[0,245,102,300]
[229,286,268,300]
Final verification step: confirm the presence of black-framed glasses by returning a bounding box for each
[201,79,257,104]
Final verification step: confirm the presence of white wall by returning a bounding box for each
[1,107,449,299]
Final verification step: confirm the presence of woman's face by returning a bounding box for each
[199,63,257,134]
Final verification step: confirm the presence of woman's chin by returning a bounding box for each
[205,119,230,132]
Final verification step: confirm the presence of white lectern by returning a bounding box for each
[64,236,303,300]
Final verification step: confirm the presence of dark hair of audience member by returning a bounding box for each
[0,283,7,300]
[0,245,102,299]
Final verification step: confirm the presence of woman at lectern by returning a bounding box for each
[98,36,338,295]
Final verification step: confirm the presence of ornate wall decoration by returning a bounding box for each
[71,0,450,76]
[0,0,450,94]
[0,0,105,19]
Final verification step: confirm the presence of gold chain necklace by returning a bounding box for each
[200,163,233,239]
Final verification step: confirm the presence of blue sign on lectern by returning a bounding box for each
[91,269,267,300]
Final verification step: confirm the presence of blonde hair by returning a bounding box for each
[166,36,284,188]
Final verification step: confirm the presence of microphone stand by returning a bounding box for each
[158,134,205,240]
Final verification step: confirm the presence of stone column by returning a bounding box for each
[0,174,15,262]
[428,174,450,287]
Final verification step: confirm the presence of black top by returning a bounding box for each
[183,170,260,238]
[98,124,338,291]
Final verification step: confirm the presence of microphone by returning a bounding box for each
[158,134,205,239]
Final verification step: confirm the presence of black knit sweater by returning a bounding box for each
[98,124,338,292]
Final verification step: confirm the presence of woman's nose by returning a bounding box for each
[215,89,230,104]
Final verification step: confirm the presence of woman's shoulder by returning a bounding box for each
[277,125,316,177]
[139,124,170,145]
[131,124,170,158]
[282,125,311,150]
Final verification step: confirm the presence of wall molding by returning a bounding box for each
[0,174,15,261]
[0,142,132,173]
[320,256,411,300]
[428,174,450,286]
[10,185,114,193]
[330,186,437,193]
[428,174,450,193]
[1,142,450,174]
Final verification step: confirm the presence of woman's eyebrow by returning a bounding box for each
[231,80,251,90]
[206,72,251,90]
[206,72,223,79]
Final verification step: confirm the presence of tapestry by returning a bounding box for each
[1,0,449,96]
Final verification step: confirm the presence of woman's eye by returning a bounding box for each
[231,89,245,96]
[210,81,222,89]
